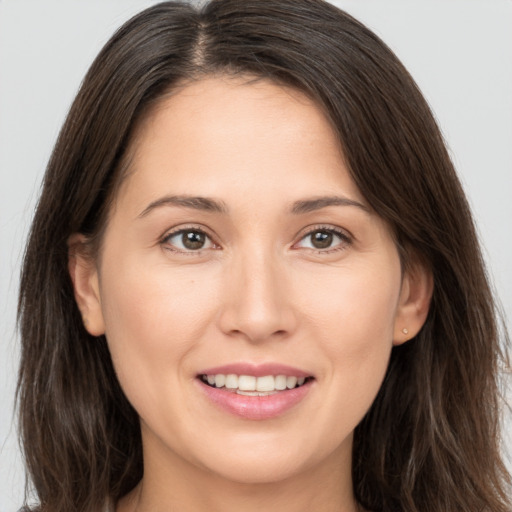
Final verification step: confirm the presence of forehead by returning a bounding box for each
[115,75,365,215]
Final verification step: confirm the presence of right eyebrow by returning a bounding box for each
[290,195,370,215]
[137,195,228,218]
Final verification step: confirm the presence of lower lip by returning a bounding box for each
[197,379,313,420]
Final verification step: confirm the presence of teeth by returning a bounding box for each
[201,373,309,392]
[214,374,225,388]
[286,376,297,388]
[225,374,238,389]
[275,375,287,390]
[237,390,278,396]
[256,375,275,392]
[238,375,256,391]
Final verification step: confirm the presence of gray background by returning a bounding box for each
[1,0,511,509]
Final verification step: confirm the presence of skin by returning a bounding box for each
[70,76,432,512]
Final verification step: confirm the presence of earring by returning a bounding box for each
[402,328,409,335]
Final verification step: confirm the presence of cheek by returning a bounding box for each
[97,256,220,397]
[298,258,400,341]
[296,259,400,405]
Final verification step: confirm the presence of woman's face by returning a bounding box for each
[73,76,429,486]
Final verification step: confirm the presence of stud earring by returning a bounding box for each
[402,328,409,335]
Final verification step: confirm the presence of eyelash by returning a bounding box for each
[159,224,352,255]
[293,225,352,254]
[160,225,219,256]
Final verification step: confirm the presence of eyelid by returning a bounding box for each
[159,224,220,253]
[292,224,353,252]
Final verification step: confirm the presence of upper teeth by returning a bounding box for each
[202,374,306,392]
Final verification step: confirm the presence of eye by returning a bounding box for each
[162,228,216,252]
[295,227,351,252]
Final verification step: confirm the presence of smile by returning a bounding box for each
[200,374,310,395]
[196,365,314,420]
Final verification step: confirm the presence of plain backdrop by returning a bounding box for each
[1,0,511,509]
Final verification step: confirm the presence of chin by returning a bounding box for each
[188,431,350,486]
[202,453,311,485]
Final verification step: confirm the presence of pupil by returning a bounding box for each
[312,231,332,249]
[182,231,205,250]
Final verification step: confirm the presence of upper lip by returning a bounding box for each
[197,362,312,378]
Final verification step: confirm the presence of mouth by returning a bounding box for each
[199,373,313,396]
[196,367,314,420]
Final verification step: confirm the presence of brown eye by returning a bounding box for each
[310,230,333,249]
[182,231,206,250]
[163,229,215,252]
[295,227,350,252]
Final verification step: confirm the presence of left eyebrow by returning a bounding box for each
[291,195,370,214]
[137,195,228,218]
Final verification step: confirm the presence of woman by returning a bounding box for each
[16,1,511,511]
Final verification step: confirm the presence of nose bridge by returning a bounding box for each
[218,242,295,342]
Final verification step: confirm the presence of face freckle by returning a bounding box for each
[83,75,411,489]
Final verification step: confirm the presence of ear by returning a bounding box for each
[393,260,433,346]
[68,233,105,336]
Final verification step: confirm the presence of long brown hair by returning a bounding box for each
[17,1,511,511]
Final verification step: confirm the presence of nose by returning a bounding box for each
[217,249,297,344]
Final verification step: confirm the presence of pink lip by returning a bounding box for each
[198,362,311,378]
[196,362,314,421]
[197,379,312,420]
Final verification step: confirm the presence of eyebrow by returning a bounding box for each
[138,195,228,218]
[291,196,370,214]
[138,193,370,218]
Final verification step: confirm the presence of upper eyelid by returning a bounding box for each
[295,224,353,242]
[160,224,216,242]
